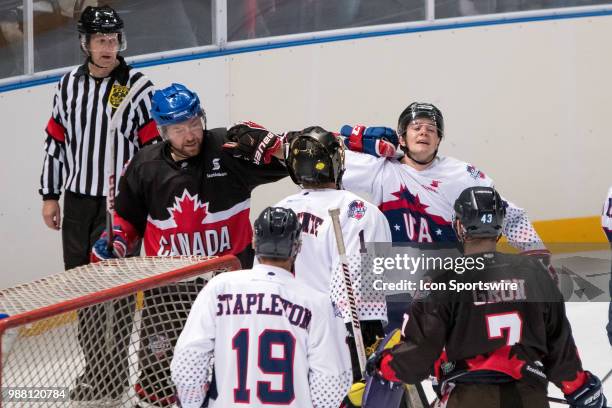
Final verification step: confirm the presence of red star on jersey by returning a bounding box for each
[411,192,430,214]
[386,185,435,219]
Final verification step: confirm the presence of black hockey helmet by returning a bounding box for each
[453,187,506,240]
[397,102,444,138]
[254,207,302,259]
[285,126,345,188]
[78,6,124,34]
[78,6,126,53]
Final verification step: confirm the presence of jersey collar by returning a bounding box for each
[74,55,130,84]
[252,263,294,278]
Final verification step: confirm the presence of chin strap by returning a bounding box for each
[400,144,438,165]
[90,60,108,69]
[87,54,120,71]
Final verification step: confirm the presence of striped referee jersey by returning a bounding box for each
[40,57,160,199]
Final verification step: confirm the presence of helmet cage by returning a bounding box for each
[80,32,127,54]
[157,110,206,141]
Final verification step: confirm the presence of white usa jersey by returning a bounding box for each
[603,186,612,243]
[343,150,545,252]
[275,188,392,322]
[171,264,352,408]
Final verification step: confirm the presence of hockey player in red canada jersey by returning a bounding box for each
[90,83,287,406]
[277,126,391,338]
[367,187,607,408]
[171,207,352,408]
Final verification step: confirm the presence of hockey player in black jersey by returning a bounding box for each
[92,83,286,267]
[90,83,287,406]
[367,186,607,408]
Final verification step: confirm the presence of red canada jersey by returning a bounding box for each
[114,128,287,267]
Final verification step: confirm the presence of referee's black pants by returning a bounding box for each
[62,191,135,397]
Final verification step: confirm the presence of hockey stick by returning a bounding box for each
[105,75,150,251]
[329,208,368,375]
[603,367,612,384]
[329,208,428,408]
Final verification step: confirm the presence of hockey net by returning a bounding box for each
[0,255,241,407]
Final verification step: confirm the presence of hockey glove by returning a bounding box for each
[524,249,559,285]
[340,125,399,158]
[223,121,282,165]
[91,226,128,263]
[565,372,607,408]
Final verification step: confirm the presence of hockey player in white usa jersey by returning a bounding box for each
[340,103,555,338]
[340,103,552,269]
[277,126,392,382]
[171,207,352,408]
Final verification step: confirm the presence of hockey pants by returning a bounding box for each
[445,382,548,408]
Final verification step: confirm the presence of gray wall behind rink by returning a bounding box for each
[1,15,611,289]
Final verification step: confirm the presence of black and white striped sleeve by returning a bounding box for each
[125,73,160,147]
[39,81,66,200]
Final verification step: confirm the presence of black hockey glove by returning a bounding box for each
[365,349,383,378]
[223,121,281,165]
[565,371,607,408]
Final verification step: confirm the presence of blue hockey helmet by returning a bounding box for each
[151,83,206,127]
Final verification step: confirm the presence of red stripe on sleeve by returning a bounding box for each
[137,120,160,145]
[561,370,587,395]
[46,117,66,143]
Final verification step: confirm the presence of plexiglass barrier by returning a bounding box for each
[1,0,611,83]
